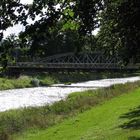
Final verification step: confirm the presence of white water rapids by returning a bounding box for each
[0,76,140,112]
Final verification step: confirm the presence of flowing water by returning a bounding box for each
[0,76,140,112]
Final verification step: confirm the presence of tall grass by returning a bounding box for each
[0,81,140,139]
[0,75,58,90]
[0,76,32,90]
[0,71,139,90]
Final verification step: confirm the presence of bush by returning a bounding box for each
[12,76,32,88]
[0,131,10,140]
[40,77,56,86]
[0,76,32,90]
[31,78,40,87]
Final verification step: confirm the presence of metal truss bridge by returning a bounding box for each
[8,52,139,72]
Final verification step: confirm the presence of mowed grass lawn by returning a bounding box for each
[15,88,140,140]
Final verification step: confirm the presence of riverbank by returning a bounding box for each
[0,71,140,90]
[16,87,140,140]
[0,76,140,112]
[0,81,140,140]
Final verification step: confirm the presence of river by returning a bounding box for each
[0,76,140,112]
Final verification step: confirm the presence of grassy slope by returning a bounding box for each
[16,88,140,140]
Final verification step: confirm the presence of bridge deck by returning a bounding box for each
[7,62,139,72]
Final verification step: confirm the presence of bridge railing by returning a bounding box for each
[8,62,121,69]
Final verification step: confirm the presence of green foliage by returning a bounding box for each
[1,0,140,65]
[0,74,59,90]
[117,0,140,62]
[17,0,103,58]
[0,76,32,90]
[97,0,140,63]
[30,78,40,87]
[13,76,32,88]
[0,34,24,69]
[0,0,28,41]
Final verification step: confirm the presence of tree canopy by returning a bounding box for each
[97,0,140,62]
[0,0,140,64]
[0,0,29,41]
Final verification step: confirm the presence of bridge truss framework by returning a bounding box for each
[8,52,139,71]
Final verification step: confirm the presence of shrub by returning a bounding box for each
[31,78,40,87]
[0,131,10,140]
[0,76,32,90]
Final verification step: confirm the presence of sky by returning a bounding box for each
[4,0,99,38]
[3,0,33,38]
[20,0,33,4]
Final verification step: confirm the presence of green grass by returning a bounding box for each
[0,81,139,140]
[0,76,32,90]
[15,87,140,140]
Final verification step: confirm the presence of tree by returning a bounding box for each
[97,0,140,63]
[18,0,103,57]
[0,34,18,68]
[117,0,140,62]
[97,0,121,56]
[0,0,28,41]
[1,0,139,64]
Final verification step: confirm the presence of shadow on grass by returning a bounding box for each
[128,137,140,140]
[120,106,140,129]
[119,106,140,140]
